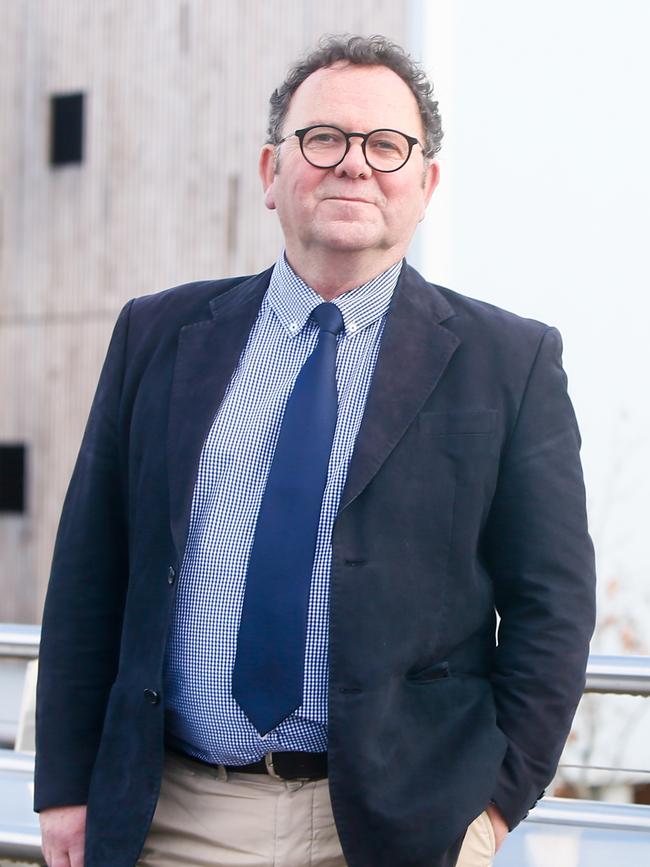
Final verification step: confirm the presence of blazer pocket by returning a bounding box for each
[418,409,497,436]
[406,660,450,683]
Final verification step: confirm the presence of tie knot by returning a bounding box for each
[310,302,344,336]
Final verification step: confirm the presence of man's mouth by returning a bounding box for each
[324,196,374,204]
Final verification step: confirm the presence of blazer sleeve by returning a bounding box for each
[483,326,596,829]
[34,300,134,812]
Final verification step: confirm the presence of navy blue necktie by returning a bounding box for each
[232,302,344,735]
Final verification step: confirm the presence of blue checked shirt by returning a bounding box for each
[163,253,402,763]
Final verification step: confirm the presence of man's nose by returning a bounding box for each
[334,139,372,179]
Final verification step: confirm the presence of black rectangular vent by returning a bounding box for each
[0,444,26,513]
[50,92,85,166]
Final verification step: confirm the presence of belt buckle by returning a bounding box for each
[264,751,286,781]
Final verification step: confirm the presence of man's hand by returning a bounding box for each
[485,802,509,852]
[39,804,87,867]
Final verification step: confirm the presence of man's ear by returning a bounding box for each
[419,160,440,221]
[259,144,277,210]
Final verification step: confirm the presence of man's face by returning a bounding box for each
[259,63,439,266]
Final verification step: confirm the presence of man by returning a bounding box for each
[35,35,596,867]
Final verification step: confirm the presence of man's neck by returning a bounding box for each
[284,248,405,301]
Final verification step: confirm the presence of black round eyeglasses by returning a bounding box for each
[278,125,423,173]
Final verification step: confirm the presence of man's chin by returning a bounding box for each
[311,223,384,253]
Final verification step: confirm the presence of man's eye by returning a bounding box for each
[305,131,343,148]
[307,134,342,148]
[372,139,400,151]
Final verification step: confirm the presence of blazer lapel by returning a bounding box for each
[168,270,271,560]
[339,264,459,511]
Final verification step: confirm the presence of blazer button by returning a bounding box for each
[144,688,160,705]
[167,566,177,585]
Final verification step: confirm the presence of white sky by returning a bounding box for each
[413,0,650,781]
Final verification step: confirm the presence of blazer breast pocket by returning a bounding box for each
[417,410,500,479]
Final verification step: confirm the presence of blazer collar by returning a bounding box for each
[339,262,460,511]
[168,269,272,560]
[208,266,274,320]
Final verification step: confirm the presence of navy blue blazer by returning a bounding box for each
[35,263,596,866]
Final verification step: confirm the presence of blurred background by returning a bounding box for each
[1,0,649,810]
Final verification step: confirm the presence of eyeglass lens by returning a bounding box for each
[301,126,412,171]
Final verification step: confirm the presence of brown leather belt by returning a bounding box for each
[172,747,328,781]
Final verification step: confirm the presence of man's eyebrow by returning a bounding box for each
[292,122,420,136]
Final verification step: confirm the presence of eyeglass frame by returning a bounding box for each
[277,124,423,173]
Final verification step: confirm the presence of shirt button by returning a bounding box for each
[167,566,176,585]
[144,688,160,705]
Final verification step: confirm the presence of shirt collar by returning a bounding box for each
[266,252,402,338]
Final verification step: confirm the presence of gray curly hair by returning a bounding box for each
[267,34,443,159]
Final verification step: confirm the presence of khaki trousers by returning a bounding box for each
[137,751,496,867]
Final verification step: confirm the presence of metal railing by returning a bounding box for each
[2,626,650,863]
[585,654,650,697]
[526,795,650,831]
[2,624,650,694]
[0,749,40,862]
[0,624,40,660]
[0,831,42,863]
